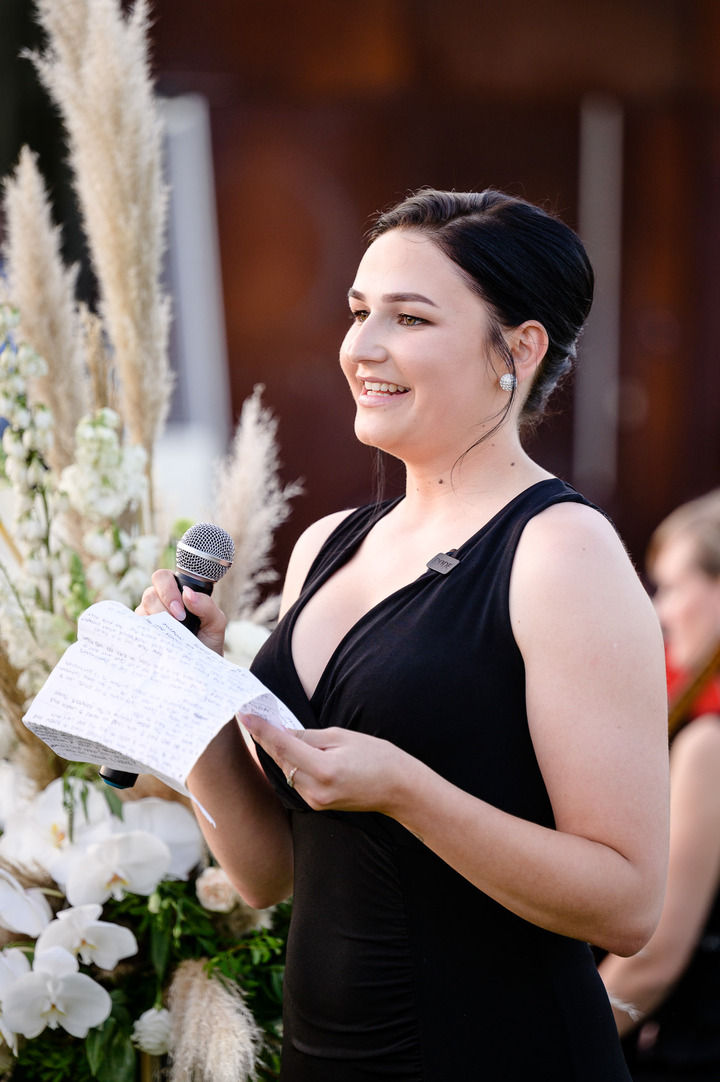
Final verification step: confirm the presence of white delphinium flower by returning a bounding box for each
[65,831,171,906]
[118,565,150,602]
[35,903,138,970]
[119,798,203,880]
[0,577,47,690]
[0,322,55,592]
[0,948,32,1054]
[60,408,148,522]
[0,869,53,936]
[2,945,111,1039]
[82,529,115,561]
[131,1006,172,1055]
[129,533,159,574]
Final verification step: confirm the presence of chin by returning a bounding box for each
[667,641,704,672]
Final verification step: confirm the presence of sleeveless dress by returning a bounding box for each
[250,478,632,1081]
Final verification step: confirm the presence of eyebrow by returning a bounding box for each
[348,288,439,308]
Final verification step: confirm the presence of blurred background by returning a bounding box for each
[1,0,719,578]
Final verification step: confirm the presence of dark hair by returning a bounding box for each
[368,188,594,432]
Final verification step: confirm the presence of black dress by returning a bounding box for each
[250,478,632,1081]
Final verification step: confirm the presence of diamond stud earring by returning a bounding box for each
[499,373,517,391]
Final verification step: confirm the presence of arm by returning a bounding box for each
[599,714,720,1034]
[136,509,353,908]
[244,502,670,953]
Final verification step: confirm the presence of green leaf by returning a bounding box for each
[86,1017,116,1075]
[101,784,124,819]
[269,964,285,1003]
[151,921,171,981]
[95,1030,136,1082]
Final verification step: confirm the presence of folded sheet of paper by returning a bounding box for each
[23,600,302,806]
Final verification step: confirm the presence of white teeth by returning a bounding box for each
[363,381,409,394]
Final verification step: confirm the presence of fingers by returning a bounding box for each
[181,587,227,653]
[241,715,320,785]
[136,569,181,617]
[135,570,226,654]
[241,716,356,810]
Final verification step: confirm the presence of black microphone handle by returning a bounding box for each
[173,571,215,635]
[99,573,215,790]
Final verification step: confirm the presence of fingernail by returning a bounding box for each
[183,587,197,601]
[170,601,186,620]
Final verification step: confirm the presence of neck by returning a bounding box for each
[398,430,550,522]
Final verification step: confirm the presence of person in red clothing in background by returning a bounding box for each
[601,488,720,1081]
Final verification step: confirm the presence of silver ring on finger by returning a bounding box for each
[286,765,298,788]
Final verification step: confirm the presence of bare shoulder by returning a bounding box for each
[517,499,634,575]
[511,499,654,625]
[510,496,666,730]
[279,509,356,616]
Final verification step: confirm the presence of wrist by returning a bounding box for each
[380,750,438,836]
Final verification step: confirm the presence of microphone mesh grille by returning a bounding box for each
[176,523,235,582]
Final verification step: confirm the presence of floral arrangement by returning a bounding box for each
[0,1,300,1079]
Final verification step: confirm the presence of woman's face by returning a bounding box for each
[339,229,507,464]
[651,532,720,670]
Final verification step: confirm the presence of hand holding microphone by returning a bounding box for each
[172,522,235,635]
[99,522,235,789]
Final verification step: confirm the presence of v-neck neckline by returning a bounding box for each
[283,479,561,710]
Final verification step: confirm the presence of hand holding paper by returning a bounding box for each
[22,601,302,800]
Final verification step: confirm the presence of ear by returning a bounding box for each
[508,321,548,385]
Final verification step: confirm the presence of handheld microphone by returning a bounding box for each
[99,522,235,790]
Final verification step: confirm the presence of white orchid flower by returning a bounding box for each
[2,946,112,1039]
[0,869,53,937]
[119,799,203,880]
[0,777,113,886]
[35,904,138,970]
[66,831,172,906]
[0,948,31,1054]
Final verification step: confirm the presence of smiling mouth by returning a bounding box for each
[361,380,410,395]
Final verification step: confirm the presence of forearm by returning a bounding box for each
[599,950,679,1037]
[187,719,294,908]
[385,759,662,956]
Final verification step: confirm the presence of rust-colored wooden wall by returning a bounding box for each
[3,0,720,574]
[146,0,720,571]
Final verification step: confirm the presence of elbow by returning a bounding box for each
[237,878,293,912]
[597,886,666,958]
[604,924,655,960]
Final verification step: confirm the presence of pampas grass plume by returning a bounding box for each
[3,146,88,472]
[168,959,261,1082]
[30,0,173,470]
[212,386,302,622]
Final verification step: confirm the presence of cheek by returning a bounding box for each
[661,589,719,664]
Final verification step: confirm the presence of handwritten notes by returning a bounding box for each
[23,601,302,798]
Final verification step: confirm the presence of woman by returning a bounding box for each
[600,489,720,1080]
[139,189,669,1080]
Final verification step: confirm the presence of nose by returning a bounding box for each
[341,316,388,367]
